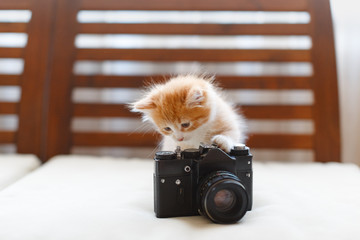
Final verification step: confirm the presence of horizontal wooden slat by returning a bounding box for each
[81,0,308,11]
[0,0,32,9]
[74,75,312,89]
[76,49,311,62]
[0,23,27,33]
[74,75,162,88]
[73,132,161,147]
[241,105,312,119]
[0,131,16,144]
[0,48,23,58]
[247,134,313,149]
[73,103,312,119]
[218,76,312,89]
[73,103,135,118]
[79,23,311,35]
[0,75,21,86]
[0,102,18,114]
[72,132,312,149]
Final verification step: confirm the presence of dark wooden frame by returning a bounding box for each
[0,0,55,159]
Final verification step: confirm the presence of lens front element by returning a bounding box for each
[199,171,248,224]
[214,189,236,212]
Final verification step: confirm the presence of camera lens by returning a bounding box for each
[198,171,248,224]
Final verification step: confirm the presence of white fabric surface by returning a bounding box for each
[0,155,359,240]
[0,154,40,190]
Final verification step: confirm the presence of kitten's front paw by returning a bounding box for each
[211,135,234,153]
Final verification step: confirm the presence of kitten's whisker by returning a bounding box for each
[147,141,162,158]
[140,129,154,137]
[127,122,152,135]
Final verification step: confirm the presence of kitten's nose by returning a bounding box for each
[177,137,184,142]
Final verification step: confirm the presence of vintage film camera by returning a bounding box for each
[154,143,253,224]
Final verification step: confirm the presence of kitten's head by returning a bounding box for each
[131,75,214,142]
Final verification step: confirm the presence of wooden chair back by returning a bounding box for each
[0,0,340,162]
[0,0,54,156]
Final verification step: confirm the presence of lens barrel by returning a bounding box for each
[198,171,248,224]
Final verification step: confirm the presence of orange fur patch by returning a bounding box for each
[148,79,211,135]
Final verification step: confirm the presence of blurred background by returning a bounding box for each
[0,0,359,165]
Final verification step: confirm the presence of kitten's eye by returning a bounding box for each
[181,122,190,128]
[164,127,172,131]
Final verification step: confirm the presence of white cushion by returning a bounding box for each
[0,154,40,190]
[0,155,359,240]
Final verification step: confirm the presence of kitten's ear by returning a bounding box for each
[186,88,205,108]
[131,97,156,112]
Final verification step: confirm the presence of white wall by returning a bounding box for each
[331,0,360,165]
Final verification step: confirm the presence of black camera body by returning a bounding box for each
[154,143,253,224]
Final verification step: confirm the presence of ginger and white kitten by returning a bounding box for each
[131,75,246,152]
